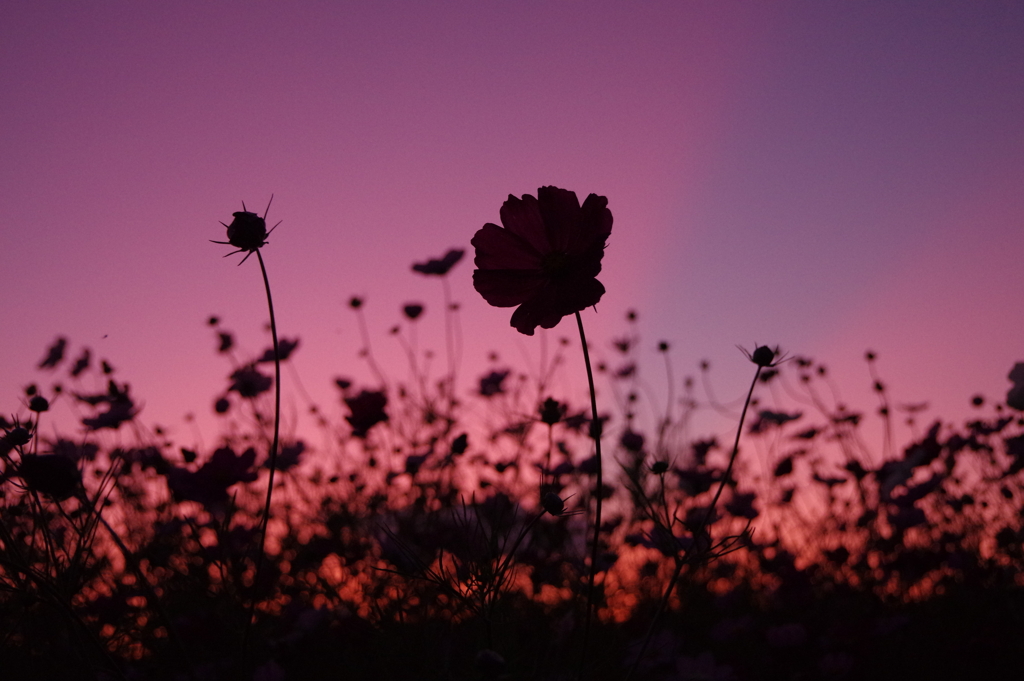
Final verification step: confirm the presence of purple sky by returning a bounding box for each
[3,2,1022,451]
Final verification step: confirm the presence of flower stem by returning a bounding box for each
[243,250,281,652]
[575,311,603,680]
[624,363,762,681]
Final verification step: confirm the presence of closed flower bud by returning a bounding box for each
[751,346,777,367]
[6,427,32,447]
[211,198,278,264]
[28,396,49,412]
[224,211,268,252]
[542,492,565,516]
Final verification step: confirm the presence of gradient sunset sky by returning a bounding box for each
[2,1,1022,449]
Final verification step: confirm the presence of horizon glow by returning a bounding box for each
[2,2,1022,456]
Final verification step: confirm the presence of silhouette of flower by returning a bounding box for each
[256,338,299,363]
[1007,362,1024,411]
[229,364,272,398]
[69,348,91,377]
[268,441,305,472]
[739,345,783,368]
[217,332,234,353]
[28,396,49,413]
[472,186,612,335]
[412,249,464,276]
[620,429,644,453]
[77,380,137,430]
[539,397,566,425]
[165,446,258,506]
[478,370,510,397]
[211,198,278,264]
[17,454,81,500]
[345,390,389,438]
[38,337,67,369]
[403,304,424,320]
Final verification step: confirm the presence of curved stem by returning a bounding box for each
[243,250,281,652]
[575,311,603,680]
[625,363,761,681]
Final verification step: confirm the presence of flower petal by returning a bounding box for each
[573,193,613,253]
[509,292,564,336]
[500,193,551,253]
[473,269,547,307]
[537,186,581,252]
[552,275,606,318]
[471,222,542,270]
[508,276,606,335]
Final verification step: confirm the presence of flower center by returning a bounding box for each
[541,251,570,277]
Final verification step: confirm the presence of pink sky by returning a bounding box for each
[2,2,1022,452]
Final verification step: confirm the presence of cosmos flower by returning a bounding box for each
[471,186,612,336]
[164,446,258,506]
[345,390,389,438]
[1007,362,1024,411]
[412,249,464,276]
[17,454,82,500]
[256,338,300,363]
[38,337,67,369]
[478,370,510,397]
[229,364,273,398]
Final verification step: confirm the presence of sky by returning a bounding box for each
[2,1,1022,455]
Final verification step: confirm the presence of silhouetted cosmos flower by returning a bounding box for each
[165,446,258,506]
[472,186,612,335]
[256,337,300,363]
[1007,363,1024,411]
[478,370,510,397]
[76,380,137,431]
[38,337,67,369]
[229,364,272,398]
[18,454,82,500]
[412,249,464,276]
[345,390,389,438]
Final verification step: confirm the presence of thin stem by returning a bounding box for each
[575,311,603,680]
[243,250,281,652]
[441,275,460,411]
[353,304,389,389]
[625,363,762,681]
[657,348,675,457]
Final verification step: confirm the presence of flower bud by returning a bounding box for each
[542,492,565,516]
[751,345,777,367]
[225,211,268,252]
[28,396,49,413]
[6,427,32,447]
